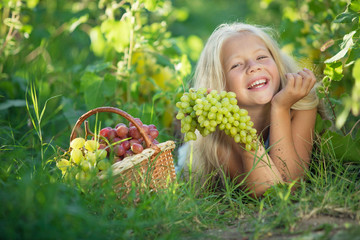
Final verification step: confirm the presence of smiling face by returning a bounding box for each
[221,32,281,108]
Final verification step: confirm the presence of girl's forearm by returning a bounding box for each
[269,106,303,181]
[239,144,283,196]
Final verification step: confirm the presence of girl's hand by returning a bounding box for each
[271,68,316,110]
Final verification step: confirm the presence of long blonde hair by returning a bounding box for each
[187,22,320,184]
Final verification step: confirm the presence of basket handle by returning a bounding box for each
[69,107,159,151]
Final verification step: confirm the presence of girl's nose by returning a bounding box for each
[246,60,261,74]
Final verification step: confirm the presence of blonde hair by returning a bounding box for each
[187,22,320,185]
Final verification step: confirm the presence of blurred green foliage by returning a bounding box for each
[0,0,360,239]
[0,0,359,162]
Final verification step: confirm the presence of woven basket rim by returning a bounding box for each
[98,140,175,179]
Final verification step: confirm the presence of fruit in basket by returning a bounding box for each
[70,137,85,149]
[70,148,84,164]
[96,118,160,162]
[131,143,144,154]
[97,159,111,171]
[85,140,99,152]
[56,119,162,182]
[176,88,257,151]
[56,159,71,173]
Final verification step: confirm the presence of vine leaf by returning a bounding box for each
[323,62,343,81]
[324,31,356,63]
[325,129,360,163]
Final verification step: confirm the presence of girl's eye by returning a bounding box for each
[231,63,242,69]
[257,56,268,60]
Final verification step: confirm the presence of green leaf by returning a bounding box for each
[346,46,360,65]
[350,1,360,12]
[336,97,352,129]
[102,74,117,97]
[69,14,89,33]
[80,72,116,109]
[26,0,39,8]
[334,12,359,23]
[352,59,360,80]
[324,31,356,63]
[323,62,343,81]
[179,54,192,77]
[144,0,157,11]
[101,19,131,53]
[0,99,26,111]
[89,26,106,57]
[315,114,332,133]
[325,130,360,163]
[85,62,112,73]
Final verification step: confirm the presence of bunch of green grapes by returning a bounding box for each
[56,138,111,182]
[176,88,257,151]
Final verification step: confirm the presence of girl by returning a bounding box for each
[182,22,321,197]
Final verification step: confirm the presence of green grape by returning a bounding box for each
[240,130,247,138]
[234,134,241,143]
[230,127,237,136]
[176,111,185,120]
[230,98,237,105]
[71,148,84,164]
[250,128,257,135]
[245,144,252,151]
[84,140,99,152]
[86,151,97,166]
[208,112,216,120]
[80,160,92,172]
[184,115,192,123]
[96,149,107,161]
[239,122,247,129]
[228,116,234,123]
[185,132,197,141]
[203,120,210,127]
[176,88,258,151]
[75,171,90,183]
[239,109,248,116]
[183,123,191,132]
[180,95,190,102]
[198,115,205,123]
[210,106,217,113]
[181,102,190,109]
[57,159,71,173]
[97,159,111,171]
[70,137,85,149]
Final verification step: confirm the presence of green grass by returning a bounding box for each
[1,128,359,240]
[1,89,359,240]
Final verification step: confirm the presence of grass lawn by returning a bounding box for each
[1,128,359,240]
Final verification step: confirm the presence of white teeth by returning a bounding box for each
[248,79,266,89]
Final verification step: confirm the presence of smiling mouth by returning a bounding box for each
[247,79,268,89]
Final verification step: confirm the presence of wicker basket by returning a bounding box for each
[69,107,176,194]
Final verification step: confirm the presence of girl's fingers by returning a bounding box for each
[285,73,295,88]
[302,68,317,92]
[293,73,303,89]
[303,68,316,79]
[298,69,317,92]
